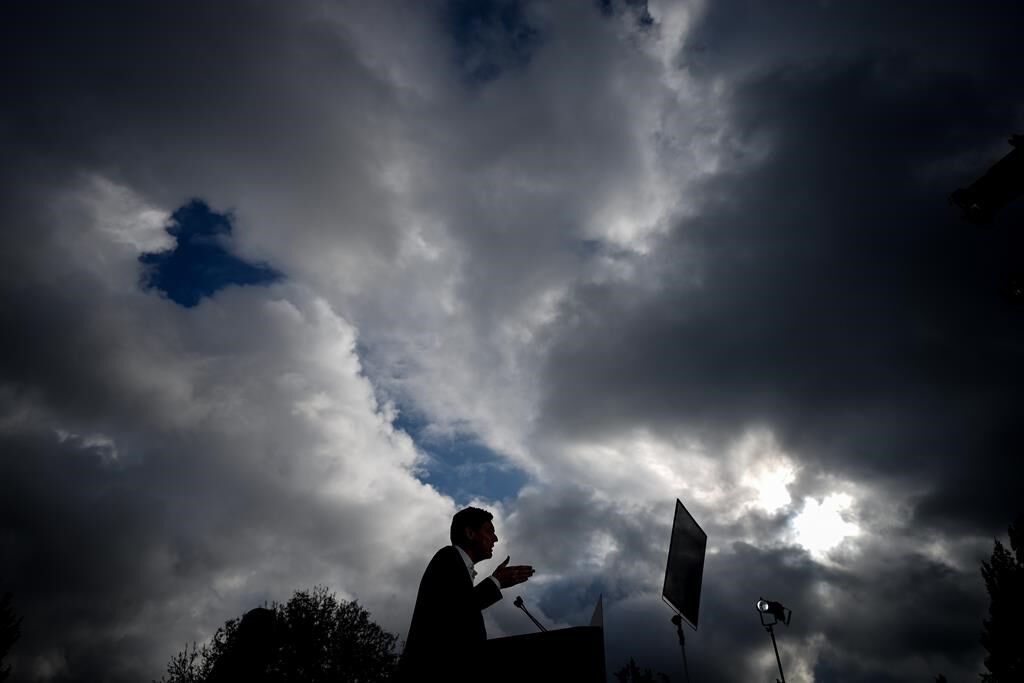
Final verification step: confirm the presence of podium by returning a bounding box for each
[484,626,606,682]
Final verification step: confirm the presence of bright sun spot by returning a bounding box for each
[792,493,861,558]
[735,429,798,514]
[746,462,797,512]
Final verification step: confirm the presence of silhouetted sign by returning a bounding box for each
[662,499,707,630]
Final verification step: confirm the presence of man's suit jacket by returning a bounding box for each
[399,545,502,680]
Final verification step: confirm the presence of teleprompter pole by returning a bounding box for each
[671,614,692,683]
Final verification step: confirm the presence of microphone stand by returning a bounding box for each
[513,596,548,632]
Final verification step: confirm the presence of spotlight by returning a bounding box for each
[755,598,791,683]
[756,599,792,626]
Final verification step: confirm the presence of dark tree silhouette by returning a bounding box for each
[613,657,670,683]
[0,593,21,683]
[157,586,399,683]
[980,515,1024,683]
[161,642,207,683]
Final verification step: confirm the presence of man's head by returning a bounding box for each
[450,507,498,563]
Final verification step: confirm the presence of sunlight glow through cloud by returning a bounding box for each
[792,493,861,559]
[735,428,798,514]
[742,459,796,513]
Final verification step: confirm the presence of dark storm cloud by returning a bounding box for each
[540,43,1024,530]
[513,3,1024,677]
[682,0,1024,82]
[1,0,408,271]
[0,411,384,679]
[0,427,209,679]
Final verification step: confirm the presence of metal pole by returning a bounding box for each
[766,623,786,683]
[512,596,548,632]
[671,615,692,683]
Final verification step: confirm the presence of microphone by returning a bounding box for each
[513,596,548,632]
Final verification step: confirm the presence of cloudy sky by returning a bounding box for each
[2,1,1023,681]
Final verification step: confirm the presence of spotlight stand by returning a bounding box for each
[763,621,786,683]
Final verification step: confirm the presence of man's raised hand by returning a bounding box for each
[491,555,535,589]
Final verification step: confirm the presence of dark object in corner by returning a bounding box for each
[950,135,1024,227]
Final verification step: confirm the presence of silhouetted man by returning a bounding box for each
[399,507,535,681]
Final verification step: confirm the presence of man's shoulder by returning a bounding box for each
[427,545,460,566]
[420,545,466,587]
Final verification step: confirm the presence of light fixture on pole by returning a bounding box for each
[755,598,791,683]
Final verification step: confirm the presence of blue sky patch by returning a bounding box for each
[139,199,282,307]
[443,0,540,85]
[395,411,528,505]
